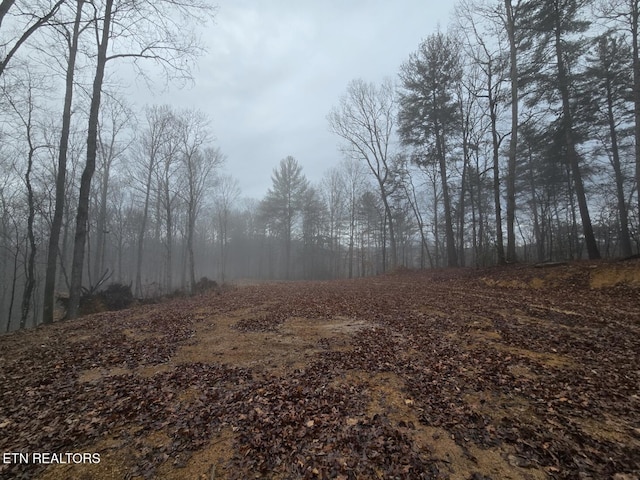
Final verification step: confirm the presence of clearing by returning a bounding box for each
[1,261,639,479]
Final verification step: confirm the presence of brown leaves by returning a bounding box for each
[1,264,639,478]
[229,370,437,479]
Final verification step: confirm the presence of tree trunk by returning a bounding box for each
[604,69,633,257]
[5,240,19,332]
[633,0,640,231]
[432,175,440,267]
[434,122,458,267]
[135,161,154,296]
[379,186,398,269]
[180,229,187,290]
[165,180,173,291]
[219,211,226,283]
[469,168,479,267]
[42,0,84,325]
[488,64,506,265]
[285,199,292,279]
[553,7,600,260]
[187,210,196,292]
[404,174,433,269]
[20,113,36,329]
[348,191,356,278]
[527,146,545,262]
[477,170,486,264]
[68,0,113,319]
[93,150,110,280]
[505,0,518,263]
[458,158,467,268]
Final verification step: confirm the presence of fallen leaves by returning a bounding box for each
[0,262,639,479]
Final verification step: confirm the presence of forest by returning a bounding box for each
[2,0,640,332]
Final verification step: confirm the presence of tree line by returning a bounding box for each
[329,0,640,270]
[0,0,216,331]
[2,0,639,332]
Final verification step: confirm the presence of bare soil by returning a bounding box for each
[1,260,639,479]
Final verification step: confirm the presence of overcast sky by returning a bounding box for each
[137,1,455,199]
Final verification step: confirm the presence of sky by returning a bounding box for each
[140,1,456,199]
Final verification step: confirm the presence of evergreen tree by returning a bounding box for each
[504,0,522,263]
[519,0,601,259]
[583,33,634,256]
[260,156,309,279]
[398,32,462,267]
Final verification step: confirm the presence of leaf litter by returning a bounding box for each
[0,261,639,479]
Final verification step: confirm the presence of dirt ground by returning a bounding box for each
[0,260,639,479]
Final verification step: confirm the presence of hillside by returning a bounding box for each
[1,261,639,479]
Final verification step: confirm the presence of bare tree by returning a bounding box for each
[0,0,66,77]
[157,120,181,292]
[42,0,85,325]
[321,167,347,277]
[131,105,173,296]
[339,157,366,278]
[182,144,224,292]
[174,109,222,292]
[328,78,399,270]
[5,73,48,329]
[67,0,114,319]
[504,0,521,262]
[394,155,434,268]
[67,0,216,318]
[455,0,511,264]
[92,94,133,281]
[301,185,326,278]
[213,174,240,283]
[1,187,24,332]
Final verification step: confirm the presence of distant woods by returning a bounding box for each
[2,0,640,332]
[329,0,640,271]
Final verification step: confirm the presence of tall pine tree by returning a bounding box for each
[583,33,634,257]
[260,156,309,279]
[398,32,462,268]
[519,0,600,259]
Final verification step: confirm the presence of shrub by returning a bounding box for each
[101,283,134,311]
[79,295,107,316]
[167,288,187,299]
[194,276,218,293]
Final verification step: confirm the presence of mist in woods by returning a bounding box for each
[2,0,640,332]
